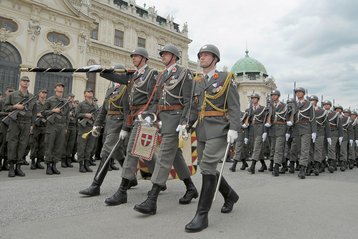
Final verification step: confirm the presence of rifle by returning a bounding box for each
[321,95,323,108]
[2,95,37,126]
[34,110,46,126]
[46,100,70,124]
[265,92,274,125]
[78,106,101,127]
[244,91,254,126]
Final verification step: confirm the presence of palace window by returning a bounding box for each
[90,23,99,40]
[0,17,18,32]
[47,32,70,46]
[114,29,124,47]
[138,37,146,48]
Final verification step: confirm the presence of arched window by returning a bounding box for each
[47,32,70,46]
[0,17,18,32]
[0,42,21,93]
[35,53,73,96]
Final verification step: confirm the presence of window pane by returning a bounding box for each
[114,29,124,47]
[91,23,99,40]
[0,17,18,32]
[138,37,145,48]
[47,32,70,46]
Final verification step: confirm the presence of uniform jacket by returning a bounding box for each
[341,115,353,141]
[75,100,98,131]
[43,95,69,125]
[267,101,289,137]
[4,90,36,123]
[314,106,331,138]
[328,111,343,138]
[193,71,241,141]
[293,99,317,135]
[248,104,267,138]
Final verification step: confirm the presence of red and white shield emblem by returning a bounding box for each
[141,134,152,147]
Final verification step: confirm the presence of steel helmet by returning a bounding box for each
[270,90,281,96]
[310,95,319,101]
[322,100,332,106]
[294,87,305,94]
[159,44,180,60]
[130,47,149,59]
[197,44,220,62]
[250,93,261,99]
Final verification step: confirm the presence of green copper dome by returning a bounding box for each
[231,50,268,75]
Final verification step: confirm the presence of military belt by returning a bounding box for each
[200,111,226,117]
[107,110,122,115]
[296,120,309,124]
[273,121,286,125]
[158,104,184,111]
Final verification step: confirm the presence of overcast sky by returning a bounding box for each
[137,0,358,109]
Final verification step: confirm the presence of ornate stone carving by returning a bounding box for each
[78,31,90,53]
[148,6,157,22]
[68,0,91,16]
[0,28,10,42]
[27,19,41,40]
[50,41,65,55]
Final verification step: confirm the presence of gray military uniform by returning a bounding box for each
[309,107,330,163]
[248,105,267,162]
[31,100,47,161]
[327,111,343,161]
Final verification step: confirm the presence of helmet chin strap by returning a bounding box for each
[135,56,145,68]
[165,54,175,67]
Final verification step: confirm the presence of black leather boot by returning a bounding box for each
[340,161,347,171]
[79,158,110,196]
[105,178,130,206]
[272,163,280,177]
[298,165,306,179]
[305,162,313,176]
[240,159,248,170]
[15,164,25,176]
[134,184,162,215]
[179,178,198,204]
[348,160,354,170]
[288,161,295,173]
[110,159,119,170]
[320,160,326,173]
[268,160,274,171]
[328,159,335,173]
[89,158,96,166]
[258,160,267,172]
[8,162,15,177]
[2,158,9,170]
[279,162,287,174]
[84,160,93,172]
[46,163,53,175]
[79,161,86,173]
[295,161,300,171]
[313,161,320,176]
[52,163,61,174]
[217,174,239,213]
[66,157,73,168]
[30,158,37,170]
[185,174,216,233]
[36,158,44,169]
[229,160,238,172]
[247,160,256,174]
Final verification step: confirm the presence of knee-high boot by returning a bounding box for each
[217,173,239,213]
[185,174,217,233]
[79,157,110,196]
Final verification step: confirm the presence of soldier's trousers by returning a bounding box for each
[348,142,355,160]
[292,134,311,166]
[309,135,325,163]
[327,137,339,160]
[290,136,299,162]
[251,136,263,161]
[233,131,247,161]
[100,131,125,161]
[77,132,96,162]
[271,135,286,164]
[7,121,31,164]
[339,140,348,162]
[45,123,66,164]
[151,133,191,186]
[65,127,77,158]
[30,126,46,160]
[0,122,7,157]
[197,136,227,175]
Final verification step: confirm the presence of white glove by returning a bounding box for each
[227,129,238,144]
[285,133,290,142]
[242,123,249,129]
[327,138,332,145]
[176,124,188,140]
[244,138,249,144]
[287,121,293,127]
[91,126,101,137]
[119,130,129,140]
[349,139,353,147]
[264,123,271,128]
[339,137,343,145]
[144,116,152,124]
[83,64,102,72]
[355,139,358,147]
[262,132,267,142]
[312,132,316,143]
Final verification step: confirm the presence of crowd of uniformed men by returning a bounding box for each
[0,43,357,232]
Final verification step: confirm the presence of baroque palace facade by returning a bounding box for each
[0,0,197,102]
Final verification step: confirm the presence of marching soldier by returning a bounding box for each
[4,76,36,177]
[307,95,331,176]
[0,86,14,171]
[90,47,197,205]
[246,93,269,174]
[230,110,249,172]
[323,101,343,172]
[349,111,357,169]
[264,90,290,176]
[352,111,358,167]
[291,87,317,179]
[43,82,70,175]
[133,44,198,214]
[75,88,98,173]
[63,93,76,168]
[79,81,130,196]
[340,108,353,171]
[184,44,240,232]
[30,89,48,170]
